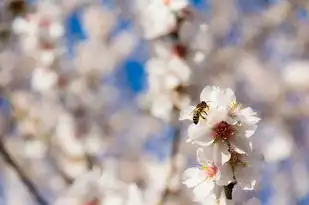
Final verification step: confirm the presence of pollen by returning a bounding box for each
[212,121,235,141]
[229,100,242,118]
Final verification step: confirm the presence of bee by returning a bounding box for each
[192,101,210,124]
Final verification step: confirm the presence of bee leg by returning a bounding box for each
[200,111,208,119]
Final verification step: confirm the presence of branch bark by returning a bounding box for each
[0,139,48,205]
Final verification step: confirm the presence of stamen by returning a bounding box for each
[201,164,218,178]
[212,121,235,141]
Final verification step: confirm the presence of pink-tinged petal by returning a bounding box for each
[216,164,233,186]
[230,135,252,154]
[183,168,204,188]
[193,181,215,202]
[179,105,195,121]
[234,167,257,190]
[214,142,231,166]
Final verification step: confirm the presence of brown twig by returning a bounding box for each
[0,139,48,205]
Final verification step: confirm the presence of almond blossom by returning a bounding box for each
[181,85,262,204]
[180,86,260,166]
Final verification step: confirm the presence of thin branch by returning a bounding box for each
[157,122,181,205]
[0,139,48,205]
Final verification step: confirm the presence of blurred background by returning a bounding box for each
[0,0,309,204]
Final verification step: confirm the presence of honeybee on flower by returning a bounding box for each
[181,85,262,203]
[180,86,260,165]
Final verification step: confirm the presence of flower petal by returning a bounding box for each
[187,123,214,146]
[126,184,144,205]
[238,107,260,126]
[216,164,233,186]
[196,147,215,164]
[243,125,258,138]
[234,167,257,190]
[214,142,231,166]
[193,181,215,202]
[217,88,236,108]
[230,134,252,154]
[169,0,189,11]
[183,168,204,188]
[200,85,220,103]
[179,105,195,121]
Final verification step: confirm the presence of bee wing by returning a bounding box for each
[179,105,196,121]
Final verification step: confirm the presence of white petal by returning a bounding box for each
[200,86,220,103]
[238,107,260,126]
[169,0,189,11]
[202,107,230,130]
[126,184,144,205]
[214,142,231,166]
[216,164,233,186]
[231,184,246,202]
[187,123,214,146]
[179,105,195,121]
[217,88,236,108]
[230,135,252,154]
[243,125,258,138]
[234,167,257,190]
[183,168,204,188]
[213,185,224,200]
[193,181,215,202]
[196,147,215,164]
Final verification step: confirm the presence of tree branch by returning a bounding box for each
[0,139,48,205]
[157,123,181,205]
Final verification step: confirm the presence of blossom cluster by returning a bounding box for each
[180,86,262,204]
[136,0,212,122]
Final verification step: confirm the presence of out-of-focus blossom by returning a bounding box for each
[136,0,189,39]
[55,166,144,205]
[283,61,309,89]
[181,86,262,204]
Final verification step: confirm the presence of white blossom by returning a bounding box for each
[183,148,229,202]
[180,86,260,166]
[137,0,189,39]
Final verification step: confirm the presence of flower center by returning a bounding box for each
[202,164,218,178]
[212,121,235,141]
